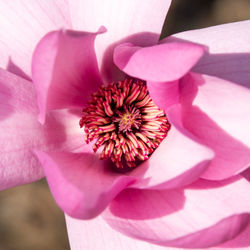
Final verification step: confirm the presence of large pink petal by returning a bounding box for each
[129,125,213,190]
[68,0,172,69]
[32,28,104,123]
[0,68,44,189]
[0,0,72,77]
[103,177,250,248]
[171,73,250,180]
[66,215,250,250]
[114,41,206,82]
[66,215,178,250]
[172,20,250,87]
[0,69,77,189]
[34,150,136,219]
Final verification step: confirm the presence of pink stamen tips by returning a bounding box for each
[80,79,171,170]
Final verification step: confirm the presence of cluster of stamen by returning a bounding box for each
[79,79,171,169]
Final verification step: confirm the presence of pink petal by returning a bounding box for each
[103,177,250,248]
[242,168,250,182]
[114,41,206,82]
[173,20,250,87]
[66,215,250,250]
[68,0,172,70]
[66,215,176,250]
[0,0,72,77]
[45,108,86,154]
[34,150,136,219]
[171,73,250,180]
[146,80,180,111]
[66,215,179,250]
[0,69,44,189]
[217,222,250,249]
[0,69,85,190]
[32,28,104,123]
[130,125,213,189]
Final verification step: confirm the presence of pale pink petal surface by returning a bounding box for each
[172,20,250,87]
[66,212,250,250]
[0,69,44,189]
[130,126,213,189]
[177,73,250,180]
[32,28,104,123]
[0,0,72,77]
[114,41,206,82]
[148,71,250,180]
[68,0,172,69]
[34,150,136,219]
[66,215,250,250]
[103,177,250,248]
[0,69,84,190]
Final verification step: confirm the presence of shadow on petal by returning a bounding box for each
[101,32,159,83]
[7,58,31,81]
[109,188,185,220]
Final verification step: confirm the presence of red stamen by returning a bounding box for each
[80,79,171,169]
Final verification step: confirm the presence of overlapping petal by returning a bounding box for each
[148,72,250,180]
[0,1,249,249]
[66,213,250,250]
[34,150,136,219]
[68,0,172,68]
[0,0,72,77]
[66,214,174,250]
[32,28,104,123]
[114,41,206,82]
[173,20,250,87]
[103,177,250,248]
[0,69,82,190]
[0,68,44,189]
[178,73,250,180]
[130,125,213,189]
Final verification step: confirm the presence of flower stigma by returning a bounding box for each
[79,79,171,170]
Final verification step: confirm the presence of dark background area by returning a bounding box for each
[0,0,250,249]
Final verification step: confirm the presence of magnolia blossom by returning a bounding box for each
[0,0,250,249]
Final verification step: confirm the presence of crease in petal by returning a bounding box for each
[114,41,206,82]
[169,73,250,180]
[103,177,250,248]
[32,27,106,124]
[34,150,136,219]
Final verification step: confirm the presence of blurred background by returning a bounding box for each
[1,0,250,249]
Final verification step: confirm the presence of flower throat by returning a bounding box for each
[80,79,171,169]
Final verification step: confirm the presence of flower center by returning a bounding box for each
[113,105,141,132]
[79,79,171,169]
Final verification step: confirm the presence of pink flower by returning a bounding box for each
[0,0,250,249]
